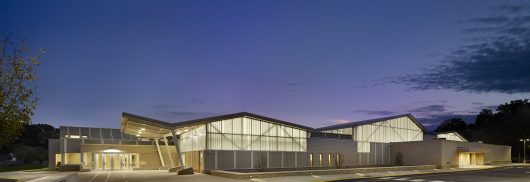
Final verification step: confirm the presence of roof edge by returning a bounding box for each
[315,113,427,132]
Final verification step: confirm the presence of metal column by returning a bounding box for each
[155,138,165,168]
[171,130,185,167]
[164,137,175,167]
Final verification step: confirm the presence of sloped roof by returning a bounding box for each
[122,112,313,131]
[315,114,427,132]
[435,131,469,142]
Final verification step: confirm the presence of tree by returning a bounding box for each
[435,118,471,140]
[254,153,267,172]
[12,143,47,164]
[0,36,43,147]
[15,124,59,149]
[471,99,530,162]
[395,152,404,166]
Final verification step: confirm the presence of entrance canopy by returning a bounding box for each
[121,112,174,138]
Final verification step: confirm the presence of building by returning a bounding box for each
[49,112,511,172]
[309,114,425,167]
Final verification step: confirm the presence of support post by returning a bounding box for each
[171,130,185,167]
[155,138,165,168]
[163,137,175,167]
[61,139,66,165]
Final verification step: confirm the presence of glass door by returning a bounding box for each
[93,153,137,171]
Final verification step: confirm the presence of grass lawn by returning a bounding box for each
[0,164,48,173]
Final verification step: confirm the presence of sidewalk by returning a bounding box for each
[249,165,506,182]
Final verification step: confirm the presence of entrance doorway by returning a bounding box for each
[94,153,139,171]
[458,152,484,167]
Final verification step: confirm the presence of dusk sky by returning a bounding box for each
[1,0,529,130]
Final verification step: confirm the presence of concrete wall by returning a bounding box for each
[203,150,307,172]
[390,140,511,168]
[390,140,443,167]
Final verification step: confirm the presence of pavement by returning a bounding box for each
[331,165,530,182]
[77,171,240,182]
[0,171,57,181]
[3,164,530,182]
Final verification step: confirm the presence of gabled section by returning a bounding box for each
[435,131,469,142]
[315,114,427,132]
[121,112,313,139]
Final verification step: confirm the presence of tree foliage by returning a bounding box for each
[435,118,471,140]
[435,99,530,162]
[15,124,59,149]
[12,143,47,164]
[0,36,43,147]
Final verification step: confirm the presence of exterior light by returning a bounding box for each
[136,134,140,137]
[102,149,122,153]
[520,138,529,163]
[141,128,146,131]
[184,129,189,132]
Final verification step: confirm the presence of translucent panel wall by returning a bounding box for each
[207,117,308,151]
[179,125,206,152]
[437,132,466,142]
[353,117,423,153]
[59,126,138,140]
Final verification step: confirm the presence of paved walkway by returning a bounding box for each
[75,166,500,182]
[0,171,57,181]
[4,164,528,182]
[77,171,240,182]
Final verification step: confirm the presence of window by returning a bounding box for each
[319,153,323,167]
[336,153,341,166]
[309,153,313,166]
[328,154,332,166]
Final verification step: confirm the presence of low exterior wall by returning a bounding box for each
[203,150,307,173]
[211,165,436,179]
[390,140,511,168]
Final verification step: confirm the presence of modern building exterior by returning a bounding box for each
[48,112,511,172]
[308,114,425,167]
[390,140,511,168]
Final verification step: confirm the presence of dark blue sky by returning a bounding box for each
[1,0,529,130]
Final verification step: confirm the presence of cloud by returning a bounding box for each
[388,4,530,94]
[354,110,399,116]
[331,119,352,124]
[188,98,207,105]
[409,105,446,114]
[152,103,216,121]
[284,82,305,93]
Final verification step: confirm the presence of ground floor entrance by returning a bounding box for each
[458,152,484,167]
[93,153,139,171]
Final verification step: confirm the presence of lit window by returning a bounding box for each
[328,154,332,166]
[319,153,323,167]
[309,153,313,166]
